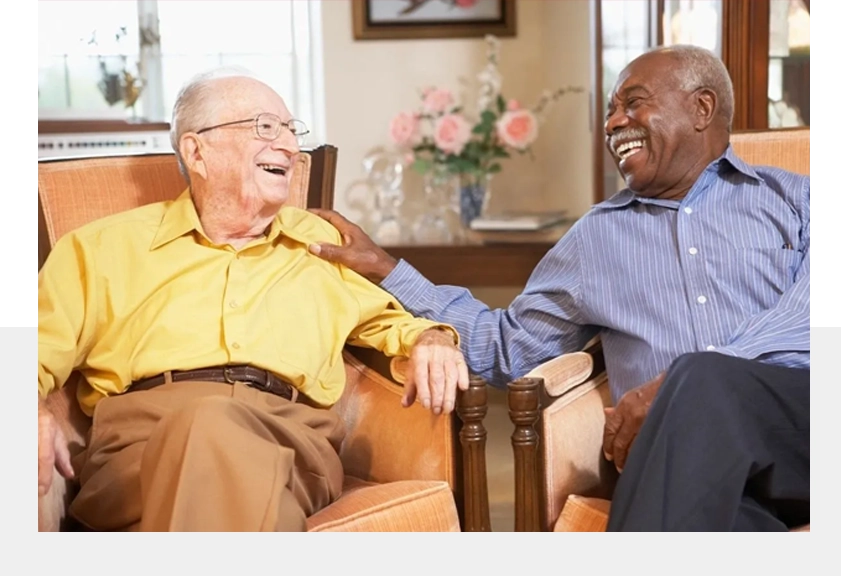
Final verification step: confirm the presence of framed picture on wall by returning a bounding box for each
[352,0,517,40]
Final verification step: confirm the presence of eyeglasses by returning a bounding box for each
[195,113,310,145]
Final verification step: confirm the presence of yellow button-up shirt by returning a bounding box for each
[38,190,454,416]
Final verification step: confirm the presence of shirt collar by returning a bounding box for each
[150,188,203,250]
[149,188,306,250]
[593,143,763,211]
[151,188,314,251]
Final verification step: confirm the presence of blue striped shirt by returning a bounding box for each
[381,145,810,401]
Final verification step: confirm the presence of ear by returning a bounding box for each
[179,134,208,180]
[693,88,717,131]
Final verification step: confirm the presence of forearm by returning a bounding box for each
[715,250,810,365]
[381,259,591,387]
[349,314,458,358]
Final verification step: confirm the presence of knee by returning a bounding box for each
[659,352,747,407]
[668,351,733,380]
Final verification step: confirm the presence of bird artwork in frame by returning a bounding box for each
[352,0,517,40]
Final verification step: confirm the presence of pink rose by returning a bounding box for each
[389,112,420,146]
[496,109,538,151]
[455,0,478,7]
[433,114,471,155]
[423,88,455,114]
[506,99,520,111]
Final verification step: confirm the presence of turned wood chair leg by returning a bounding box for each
[508,377,544,532]
[456,375,491,532]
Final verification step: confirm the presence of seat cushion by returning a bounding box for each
[553,495,811,532]
[553,495,610,532]
[306,477,460,532]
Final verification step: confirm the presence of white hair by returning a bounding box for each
[169,66,263,179]
[646,44,735,131]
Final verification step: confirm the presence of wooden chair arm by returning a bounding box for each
[336,348,491,531]
[508,339,617,531]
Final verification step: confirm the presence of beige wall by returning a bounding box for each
[321,0,594,234]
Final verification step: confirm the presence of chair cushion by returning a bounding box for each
[553,495,811,532]
[306,477,460,532]
[553,495,610,532]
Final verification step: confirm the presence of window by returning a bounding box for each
[38,0,324,142]
[768,0,810,128]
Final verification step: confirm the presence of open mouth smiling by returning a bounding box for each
[258,163,287,176]
[614,139,645,161]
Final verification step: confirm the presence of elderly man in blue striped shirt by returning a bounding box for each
[309,45,809,532]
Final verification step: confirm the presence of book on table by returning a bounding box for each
[466,211,575,244]
[469,211,569,231]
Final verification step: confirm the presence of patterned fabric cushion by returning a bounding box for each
[307,477,460,532]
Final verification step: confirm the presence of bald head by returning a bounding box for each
[604,45,733,200]
[170,67,271,178]
[639,45,734,131]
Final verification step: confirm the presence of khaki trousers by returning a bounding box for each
[69,380,345,531]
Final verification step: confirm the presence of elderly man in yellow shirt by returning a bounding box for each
[37,68,469,532]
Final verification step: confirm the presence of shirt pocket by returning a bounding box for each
[737,247,801,300]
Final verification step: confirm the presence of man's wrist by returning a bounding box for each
[419,326,457,345]
[372,254,399,284]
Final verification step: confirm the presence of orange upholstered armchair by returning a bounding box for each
[507,128,810,532]
[37,146,491,532]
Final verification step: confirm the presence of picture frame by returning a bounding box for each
[352,0,517,41]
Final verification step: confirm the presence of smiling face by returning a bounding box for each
[185,76,300,215]
[605,51,715,200]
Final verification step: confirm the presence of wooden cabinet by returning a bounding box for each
[385,243,555,287]
[590,0,811,203]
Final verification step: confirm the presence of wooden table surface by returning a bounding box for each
[384,242,556,287]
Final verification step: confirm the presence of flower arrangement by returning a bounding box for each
[388,35,584,226]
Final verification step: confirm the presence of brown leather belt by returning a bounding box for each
[130,365,298,402]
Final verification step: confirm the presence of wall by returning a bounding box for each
[320,0,594,241]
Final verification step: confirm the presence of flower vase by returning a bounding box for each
[459,172,491,229]
[413,166,456,245]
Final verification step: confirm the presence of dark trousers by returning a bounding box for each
[606,352,809,531]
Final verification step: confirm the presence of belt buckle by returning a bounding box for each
[250,379,271,393]
[247,369,272,393]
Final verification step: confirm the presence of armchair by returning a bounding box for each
[507,128,810,532]
[37,146,491,532]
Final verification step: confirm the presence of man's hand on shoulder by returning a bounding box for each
[602,371,666,472]
[402,328,469,416]
[38,396,74,497]
[307,208,398,284]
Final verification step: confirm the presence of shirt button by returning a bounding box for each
[688,247,698,255]
[229,300,239,308]
[684,207,693,214]
[231,342,241,349]
[697,295,707,304]
[706,345,716,351]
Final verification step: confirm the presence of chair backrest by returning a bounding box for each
[730,128,809,175]
[37,150,322,267]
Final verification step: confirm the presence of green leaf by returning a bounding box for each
[488,164,503,174]
[480,110,497,124]
[412,159,430,174]
[451,158,477,173]
[497,95,506,114]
